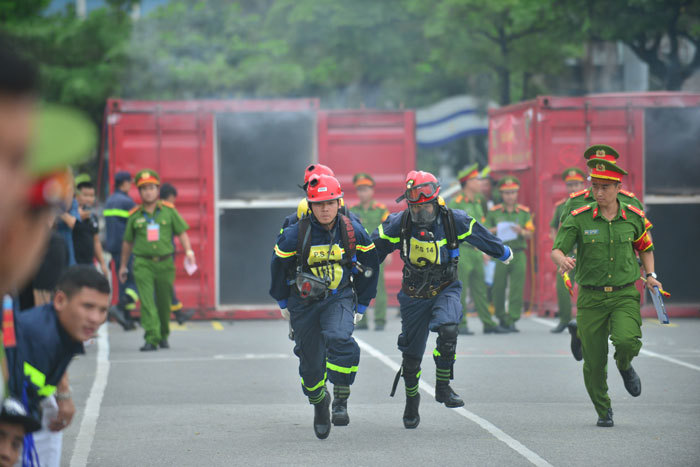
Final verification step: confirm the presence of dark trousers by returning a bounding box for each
[289,287,360,401]
[112,253,138,313]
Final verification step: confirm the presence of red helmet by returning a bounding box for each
[397,170,440,204]
[303,164,335,188]
[306,174,343,203]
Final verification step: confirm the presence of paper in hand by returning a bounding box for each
[496,221,518,243]
[184,257,198,276]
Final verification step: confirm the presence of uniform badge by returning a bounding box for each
[596,163,605,171]
[596,149,605,157]
[584,229,599,235]
[141,172,150,180]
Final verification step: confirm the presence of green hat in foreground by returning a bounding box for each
[29,104,97,176]
[586,158,627,182]
[135,169,161,187]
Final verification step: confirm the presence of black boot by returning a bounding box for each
[568,320,583,361]
[109,305,131,331]
[550,322,568,333]
[331,385,350,426]
[435,380,464,408]
[391,356,422,429]
[403,393,420,429]
[619,365,641,397]
[312,389,331,440]
[484,325,509,334]
[597,408,614,427]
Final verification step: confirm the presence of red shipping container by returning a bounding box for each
[488,92,700,318]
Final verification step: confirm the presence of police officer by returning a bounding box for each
[270,174,379,439]
[559,145,652,230]
[119,170,194,351]
[449,164,507,335]
[372,171,512,429]
[104,170,138,330]
[549,167,586,333]
[552,158,660,427]
[350,173,390,331]
[486,176,535,332]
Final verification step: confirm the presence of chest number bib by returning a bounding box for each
[409,237,440,267]
[147,223,160,242]
[307,244,344,289]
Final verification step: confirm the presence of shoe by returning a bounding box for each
[313,392,331,440]
[619,365,641,397]
[374,323,385,331]
[140,342,157,352]
[109,306,131,331]
[403,393,420,429]
[550,322,568,333]
[175,309,196,325]
[596,408,614,427]
[331,398,349,426]
[484,325,509,334]
[567,320,583,361]
[458,326,474,335]
[123,319,136,331]
[434,382,464,408]
[507,324,519,333]
[159,339,170,349]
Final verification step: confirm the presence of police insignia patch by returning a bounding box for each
[596,149,605,157]
[596,163,605,171]
[584,229,599,235]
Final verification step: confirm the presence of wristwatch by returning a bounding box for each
[646,272,657,279]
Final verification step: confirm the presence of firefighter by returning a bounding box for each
[119,170,194,351]
[372,171,512,429]
[270,174,379,440]
[449,164,507,334]
[486,176,535,333]
[552,158,660,427]
[104,171,138,330]
[549,167,586,333]
[349,173,390,331]
[279,164,361,234]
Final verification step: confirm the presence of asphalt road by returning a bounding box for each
[61,313,700,466]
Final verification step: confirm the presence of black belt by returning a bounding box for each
[135,254,172,262]
[581,282,635,293]
[402,280,453,299]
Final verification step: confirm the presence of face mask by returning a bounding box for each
[409,202,438,227]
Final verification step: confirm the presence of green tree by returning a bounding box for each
[412,0,583,105]
[561,0,700,90]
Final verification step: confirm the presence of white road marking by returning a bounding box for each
[70,322,111,467]
[355,337,553,467]
[530,317,700,373]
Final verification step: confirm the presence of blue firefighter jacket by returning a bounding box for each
[372,208,510,272]
[6,304,85,411]
[270,213,380,309]
[104,189,136,255]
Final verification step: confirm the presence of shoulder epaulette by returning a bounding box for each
[571,205,592,216]
[516,205,530,213]
[128,205,141,216]
[490,204,503,211]
[620,189,636,198]
[161,201,175,209]
[569,189,588,199]
[373,202,387,210]
[554,198,567,207]
[626,205,645,217]
[454,194,463,203]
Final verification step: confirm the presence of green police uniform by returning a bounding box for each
[449,164,498,332]
[553,159,654,420]
[124,170,189,347]
[350,173,390,329]
[486,176,534,329]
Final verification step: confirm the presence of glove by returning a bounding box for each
[278,300,289,320]
[353,304,367,325]
[500,246,514,265]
